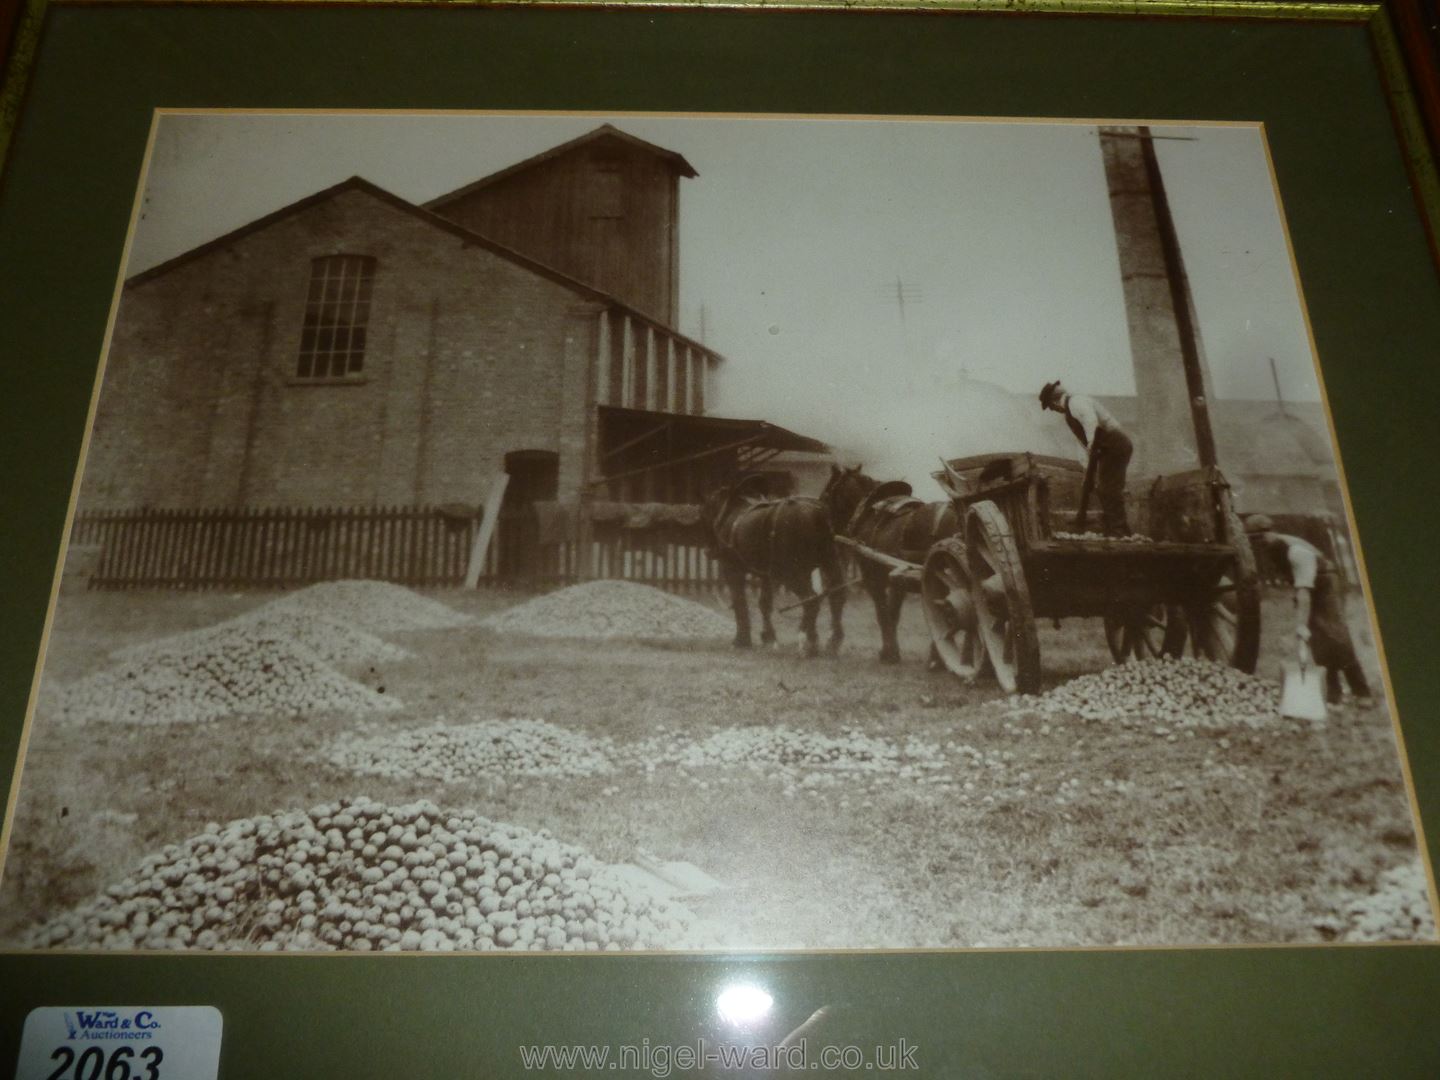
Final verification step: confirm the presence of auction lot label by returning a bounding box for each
[14,1007,222,1080]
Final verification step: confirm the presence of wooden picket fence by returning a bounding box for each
[68,506,727,594]
[586,521,727,596]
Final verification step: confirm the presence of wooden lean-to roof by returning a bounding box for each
[599,405,831,457]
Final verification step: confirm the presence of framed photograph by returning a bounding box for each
[3,2,1439,1076]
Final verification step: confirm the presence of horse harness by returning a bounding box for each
[712,493,825,579]
[844,480,927,539]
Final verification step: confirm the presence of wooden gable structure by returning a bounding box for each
[425,125,695,324]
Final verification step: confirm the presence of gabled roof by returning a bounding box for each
[424,124,698,212]
[122,174,719,359]
[126,175,608,295]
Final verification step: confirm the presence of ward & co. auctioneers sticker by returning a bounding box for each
[14,1006,222,1080]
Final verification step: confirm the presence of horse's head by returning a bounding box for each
[698,484,731,544]
[820,463,877,531]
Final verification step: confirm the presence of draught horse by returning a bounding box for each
[700,475,846,657]
[820,464,959,665]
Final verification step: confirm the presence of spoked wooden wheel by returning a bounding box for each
[1182,508,1261,672]
[965,501,1041,695]
[920,538,987,681]
[1103,604,1187,663]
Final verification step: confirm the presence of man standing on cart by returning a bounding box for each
[1039,380,1133,536]
[1244,515,1374,706]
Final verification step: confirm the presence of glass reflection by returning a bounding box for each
[715,983,774,1027]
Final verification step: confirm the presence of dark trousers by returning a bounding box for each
[1093,427,1133,536]
[1309,570,1371,702]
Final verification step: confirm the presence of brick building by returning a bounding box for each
[82,125,820,525]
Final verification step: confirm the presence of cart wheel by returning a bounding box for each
[965,501,1042,695]
[1183,508,1261,672]
[1104,604,1187,663]
[921,538,988,682]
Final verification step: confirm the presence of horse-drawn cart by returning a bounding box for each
[840,452,1260,695]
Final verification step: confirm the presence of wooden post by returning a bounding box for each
[645,326,658,411]
[680,345,693,413]
[675,343,690,416]
[597,309,616,406]
[576,493,596,581]
[621,317,636,408]
[665,335,678,413]
[465,473,510,588]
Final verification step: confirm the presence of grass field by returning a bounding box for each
[0,580,1430,950]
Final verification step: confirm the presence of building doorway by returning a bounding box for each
[498,449,559,580]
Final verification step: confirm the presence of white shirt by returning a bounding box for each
[1277,534,1321,590]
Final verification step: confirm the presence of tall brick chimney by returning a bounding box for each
[1099,126,1218,478]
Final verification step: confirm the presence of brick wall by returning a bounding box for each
[83,187,606,511]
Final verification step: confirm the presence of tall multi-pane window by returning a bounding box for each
[297,255,375,379]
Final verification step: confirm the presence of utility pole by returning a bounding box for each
[878,277,924,326]
[877,278,924,390]
[1270,357,1288,417]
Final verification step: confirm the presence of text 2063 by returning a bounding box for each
[46,1045,163,1080]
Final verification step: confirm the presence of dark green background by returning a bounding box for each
[2,5,1439,1076]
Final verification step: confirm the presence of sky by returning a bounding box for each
[123,112,1326,488]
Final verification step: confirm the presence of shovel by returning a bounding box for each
[1280,642,1327,723]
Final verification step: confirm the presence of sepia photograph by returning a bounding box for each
[0,110,1433,953]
